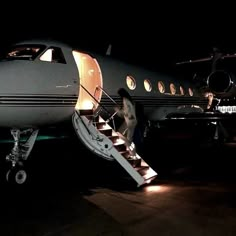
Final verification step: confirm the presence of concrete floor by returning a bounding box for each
[0,131,236,236]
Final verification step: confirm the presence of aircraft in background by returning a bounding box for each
[176,47,236,98]
[0,39,216,186]
[173,47,236,141]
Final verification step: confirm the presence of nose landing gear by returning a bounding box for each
[5,128,38,185]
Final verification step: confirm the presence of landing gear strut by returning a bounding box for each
[5,128,38,184]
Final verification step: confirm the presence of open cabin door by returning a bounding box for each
[72,50,103,111]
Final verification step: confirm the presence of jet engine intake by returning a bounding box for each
[207,70,233,94]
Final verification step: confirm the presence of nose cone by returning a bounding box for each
[0,60,31,94]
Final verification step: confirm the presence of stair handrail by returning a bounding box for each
[80,84,110,116]
[80,84,122,131]
[95,85,117,104]
[95,85,119,130]
[80,84,118,131]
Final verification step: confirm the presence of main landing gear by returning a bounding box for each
[5,128,38,185]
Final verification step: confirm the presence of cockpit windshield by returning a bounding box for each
[0,44,46,61]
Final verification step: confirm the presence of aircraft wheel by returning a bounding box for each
[6,167,27,185]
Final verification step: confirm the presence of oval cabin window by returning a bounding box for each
[170,83,176,95]
[180,86,184,95]
[144,79,152,92]
[158,81,165,93]
[126,75,136,90]
[188,88,193,96]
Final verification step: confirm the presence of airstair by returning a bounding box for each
[72,86,157,187]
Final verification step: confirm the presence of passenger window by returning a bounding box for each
[126,75,136,90]
[188,88,193,96]
[170,83,176,95]
[144,79,152,92]
[158,81,165,93]
[180,86,184,95]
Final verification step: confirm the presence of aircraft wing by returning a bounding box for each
[165,111,236,121]
[176,53,236,66]
[222,54,236,59]
[176,56,213,65]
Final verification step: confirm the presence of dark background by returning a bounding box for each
[2,3,236,72]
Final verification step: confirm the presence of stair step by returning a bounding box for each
[114,143,127,152]
[98,128,112,136]
[135,166,149,175]
[127,158,141,167]
[79,109,93,116]
[144,174,158,183]
[95,122,106,129]
[109,135,120,143]
[142,169,158,182]
[119,150,130,158]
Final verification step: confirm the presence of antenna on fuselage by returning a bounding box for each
[106,44,112,56]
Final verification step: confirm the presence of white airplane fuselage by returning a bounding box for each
[0,39,206,129]
[0,39,214,185]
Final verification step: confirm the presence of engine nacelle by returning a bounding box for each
[207,70,234,96]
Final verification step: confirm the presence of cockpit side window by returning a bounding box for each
[39,47,66,64]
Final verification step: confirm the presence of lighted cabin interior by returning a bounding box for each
[72,51,103,111]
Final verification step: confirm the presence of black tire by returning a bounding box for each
[6,167,27,185]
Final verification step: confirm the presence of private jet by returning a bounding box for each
[0,39,212,186]
[173,48,236,141]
